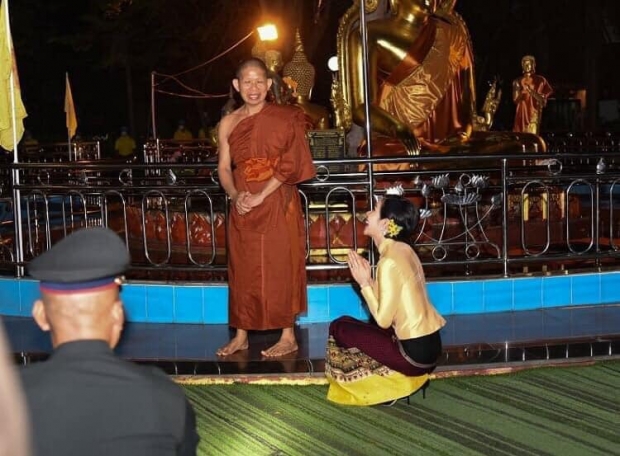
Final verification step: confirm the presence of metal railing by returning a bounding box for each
[2,136,620,282]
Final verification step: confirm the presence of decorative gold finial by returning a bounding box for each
[282,29,315,98]
[293,28,304,53]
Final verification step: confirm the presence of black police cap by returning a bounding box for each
[28,227,130,292]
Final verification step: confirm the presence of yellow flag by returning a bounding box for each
[64,73,77,139]
[0,0,27,152]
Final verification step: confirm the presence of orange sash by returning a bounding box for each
[242,157,281,182]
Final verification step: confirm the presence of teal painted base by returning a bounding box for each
[2,271,619,324]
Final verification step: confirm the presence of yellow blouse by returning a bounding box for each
[360,239,446,340]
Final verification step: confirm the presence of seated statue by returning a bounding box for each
[336,0,545,157]
[282,29,330,130]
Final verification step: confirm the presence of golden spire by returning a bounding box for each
[283,29,316,98]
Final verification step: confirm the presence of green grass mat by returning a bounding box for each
[183,361,620,456]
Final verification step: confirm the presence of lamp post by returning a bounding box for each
[358,4,375,214]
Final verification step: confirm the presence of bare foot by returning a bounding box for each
[216,336,248,357]
[261,339,298,358]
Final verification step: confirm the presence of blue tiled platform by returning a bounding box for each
[4,270,620,375]
[3,271,620,324]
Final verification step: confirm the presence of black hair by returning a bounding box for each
[380,195,419,243]
[235,58,269,80]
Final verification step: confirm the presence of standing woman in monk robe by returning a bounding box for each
[216,58,316,357]
[325,188,446,405]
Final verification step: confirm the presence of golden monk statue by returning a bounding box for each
[264,49,292,105]
[251,39,267,62]
[251,41,290,105]
[283,29,330,129]
[336,0,545,157]
[512,55,553,134]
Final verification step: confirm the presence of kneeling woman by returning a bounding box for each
[326,189,446,405]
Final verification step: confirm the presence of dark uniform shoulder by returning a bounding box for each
[129,361,182,387]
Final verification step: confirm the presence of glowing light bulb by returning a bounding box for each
[257,24,278,41]
[327,56,339,72]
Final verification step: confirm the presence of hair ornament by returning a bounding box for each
[385,219,403,238]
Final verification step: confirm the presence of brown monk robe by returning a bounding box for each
[227,104,315,336]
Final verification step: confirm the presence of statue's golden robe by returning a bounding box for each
[513,74,553,134]
[378,16,473,146]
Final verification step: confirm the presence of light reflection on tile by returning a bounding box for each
[3,304,619,374]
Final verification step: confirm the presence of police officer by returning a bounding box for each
[22,227,199,456]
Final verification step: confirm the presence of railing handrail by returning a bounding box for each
[2,148,620,282]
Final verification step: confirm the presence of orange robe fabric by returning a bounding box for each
[227,104,316,330]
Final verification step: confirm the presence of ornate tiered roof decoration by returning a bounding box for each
[282,29,315,98]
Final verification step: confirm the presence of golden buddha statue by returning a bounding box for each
[335,0,545,157]
[282,29,330,130]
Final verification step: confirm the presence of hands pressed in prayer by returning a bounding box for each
[347,250,373,288]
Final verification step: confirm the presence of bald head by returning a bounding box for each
[32,285,125,349]
[235,57,269,79]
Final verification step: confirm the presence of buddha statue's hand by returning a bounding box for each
[354,105,421,155]
[390,122,421,156]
